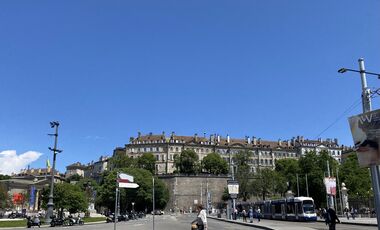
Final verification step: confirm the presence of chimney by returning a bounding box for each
[227,134,230,143]
[138,132,141,138]
[217,135,220,143]
[209,134,214,142]
[171,131,175,138]
[258,138,261,145]
[247,136,251,144]
[287,140,291,147]
[278,139,282,146]
[334,138,338,145]
[292,137,295,145]
[194,133,198,142]
[253,136,257,145]
[301,136,304,142]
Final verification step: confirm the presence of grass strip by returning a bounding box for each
[83,217,106,223]
[0,220,27,228]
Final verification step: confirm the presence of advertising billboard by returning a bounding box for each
[324,177,336,195]
[349,109,380,167]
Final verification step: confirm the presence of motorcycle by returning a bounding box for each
[26,216,41,228]
[50,215,66,227]
[68,215,84,226]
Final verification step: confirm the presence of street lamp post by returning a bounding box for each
[45,121,62,223]
[339,58,380,230]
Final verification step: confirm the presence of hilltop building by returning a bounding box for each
[113,132,350,175]
[83,156,110,183]
[65,162,86,178]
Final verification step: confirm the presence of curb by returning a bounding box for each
[0,220,107,229]
[316,219,377,227]
[208,216,275,230]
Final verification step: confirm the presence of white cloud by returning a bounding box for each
[0,150,42,175]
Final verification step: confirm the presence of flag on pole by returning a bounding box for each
[118,173,134,183]
[117,173,139,188]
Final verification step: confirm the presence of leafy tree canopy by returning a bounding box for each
[96,168,169,212]
[339,154,371,197]
[234,151,251,201]
[202,152,228,175]
[111,154,136,169]
[41,183,88,214]
[137,153,156,174]
[174,150,199,175]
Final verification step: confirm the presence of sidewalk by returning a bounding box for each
[209,216,314,230]
[317,216,377,226]
[210,215,378,230]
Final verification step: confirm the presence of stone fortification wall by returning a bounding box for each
[158,175,230,213]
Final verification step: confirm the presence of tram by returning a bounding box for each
[254,196,317,221]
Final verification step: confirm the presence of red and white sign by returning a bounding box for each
[324,177,336,195]
[118,173,139,188]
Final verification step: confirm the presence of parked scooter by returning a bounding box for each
[26,216,41,228]
[68,215,84,226]
[50,215,66,227]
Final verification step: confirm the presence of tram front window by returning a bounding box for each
[303,200,315,214]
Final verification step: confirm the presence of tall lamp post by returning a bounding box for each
[338,58,380,230]
[45,121,62,223]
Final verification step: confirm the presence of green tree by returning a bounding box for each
[174,150,199,175]
[0,183,10,209]
[339,154,371,197]
[96,168,169,212]
[110,154,137,169]
[0,174,11,180]
[66,174,83,183]
[250,168,286,200]
[297,150,338,208]
[275,158,300,193]
[234,151,251,201]
[41,183,88,215]
[137,153,156,174]
[221,187,230,202]
[202,152,228,175]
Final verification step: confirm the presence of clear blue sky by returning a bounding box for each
[1,0,380,173]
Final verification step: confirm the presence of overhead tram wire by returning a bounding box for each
[315,97,362,139]
[315,87,380,139]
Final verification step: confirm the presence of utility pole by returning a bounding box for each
[114,172,119,230]
[305,173,309,197]
[46,121,62,223]
[296,173,300,197]
[358,58,380,230]
[326,160,334,209]
[153,176,155,230]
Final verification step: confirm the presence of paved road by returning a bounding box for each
[8,215,375,230]
[56,214,264,230]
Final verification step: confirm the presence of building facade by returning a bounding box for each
[65,162,86,178]
[114,132,350,175]
[83,156,110,183]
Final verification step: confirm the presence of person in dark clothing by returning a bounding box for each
[326,207,340,230]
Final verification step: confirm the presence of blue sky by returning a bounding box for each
[1,0,380,174]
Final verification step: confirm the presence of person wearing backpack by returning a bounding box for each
[326,207,340,230]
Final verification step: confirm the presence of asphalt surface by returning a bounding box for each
[5,214,377,230]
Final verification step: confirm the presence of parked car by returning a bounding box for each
[151,210,164,215]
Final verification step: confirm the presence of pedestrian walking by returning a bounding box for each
[326,207,340,230]
[344,207,349,220]
[257,207,261,222]
[350,207,356,220]
[249,207,253,223]
[191,204,207,230]
[242,209,247,222]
